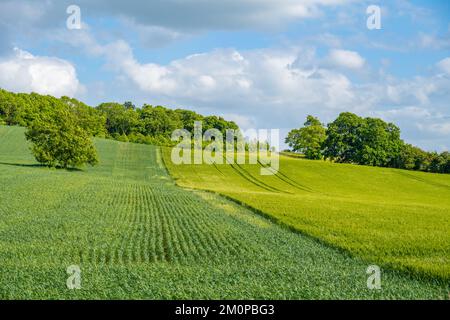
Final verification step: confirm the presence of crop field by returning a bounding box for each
[163,149,450,283]
[0,126,448,299]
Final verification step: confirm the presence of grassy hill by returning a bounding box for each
[163,149,450,281]
[0,126,448,299]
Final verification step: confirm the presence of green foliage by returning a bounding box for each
[428,151,450,174]
[96,102,139,136]
[25,107,98,168]
[139,104,183,137]
[285,112,449,174]
[174,109,203,132]
[0,89,106,137]
[322,112,367,163]
[0,89,63,126]
[0,126,447,299]
[123,101,136,110]
[285,115,326,159]
[127,132,175,146]
[0,88,239,149]
[95,102,238,145]
[357,117,403,167]
[203,115,239,133]
[440,152,450,173]
[60,96,107,137]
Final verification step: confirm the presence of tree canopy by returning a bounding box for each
[322,112,403,167]
[0,88,241,167]
[25,102,98,168]
[285,115,326,160]
[0,88,239,147]
[286,112,449,174]
[2,88,447,174]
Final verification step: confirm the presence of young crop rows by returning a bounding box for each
[0,126,448,299]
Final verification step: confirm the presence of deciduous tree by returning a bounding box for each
[285,115,326,160]
[25,106,98,169]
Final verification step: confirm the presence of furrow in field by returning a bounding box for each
[167,205,189,262]
[139,185,151,263]
[395,171,450,190]
[229,163,279,193]
[256,160,314,193]
[158,196,179,262]
[213,163,225,175]
[131,184,146,263]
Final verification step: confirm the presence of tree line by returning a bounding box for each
[285,113,450,174]
[0,88,238,168]
[2,88,448,173]
[0,89,238,144]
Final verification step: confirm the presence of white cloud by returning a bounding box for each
[437,57,450,75]
[98,42,360,114]
[418,122,450,136]
[375,106,432,120]
[80,0,352,30]
[68,36,449,146]
[0,0,353,36]
[17,23,450,151]
[222,113,256,129]
[419,33,450,50]
[0,48,80,97]
[326,49,365,69]
[396,0,432,22]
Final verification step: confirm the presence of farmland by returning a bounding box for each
[163,149,450,282]
[0,126,448,299]
[0,127,447,299]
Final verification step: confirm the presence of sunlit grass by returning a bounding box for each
[0,126,448,299]
[163,147,450,281]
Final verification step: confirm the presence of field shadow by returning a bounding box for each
[0,162,82,172]
[396,170,450,191]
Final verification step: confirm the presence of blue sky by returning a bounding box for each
[0,0,449,151]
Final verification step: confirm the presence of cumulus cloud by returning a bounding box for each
[113,42,450,151]
[7,15,449,150]
[0,48,80,97]
[326,49,365,69]
[98,42,359,114]
[0,0,447,151]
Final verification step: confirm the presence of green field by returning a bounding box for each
[163,149,450,282]
[0,126,448,299]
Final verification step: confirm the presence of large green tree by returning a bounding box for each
[322,112,403,166]
[358,117,403,167]
[285,115,326,160]
[25,105,98,169]
[322,112,365,163]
